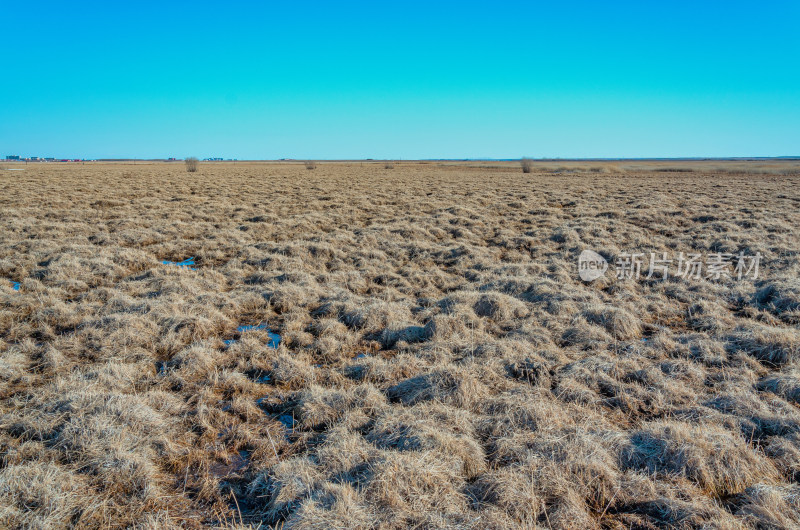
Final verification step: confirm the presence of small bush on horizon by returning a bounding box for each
[521,157,533,173]
[305,161,316,170]
[185,157,199,173]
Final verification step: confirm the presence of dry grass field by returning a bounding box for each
[1,160,800,529]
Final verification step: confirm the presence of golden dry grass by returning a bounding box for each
[1,160,799,528]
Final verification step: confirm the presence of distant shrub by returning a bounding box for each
[384,162,395,169]
[304,161,316,170]
[185,157,199,172]
[520,157,533,173]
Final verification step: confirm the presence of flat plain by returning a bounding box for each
[1,160,800,529]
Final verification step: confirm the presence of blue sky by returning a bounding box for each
[1,1,798,159]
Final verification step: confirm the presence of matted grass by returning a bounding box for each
[1,160,799,528]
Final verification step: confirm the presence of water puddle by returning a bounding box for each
[223,323,281,349]
[277,414,295,442]
[162,257,196,270]
[209,449,251,479]
[245,369,272,383]
[277,414,295,430]
[237,323,265,333]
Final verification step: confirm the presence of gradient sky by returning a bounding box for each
[2,1,798,159]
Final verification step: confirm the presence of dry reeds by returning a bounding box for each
[185,157,199,172]
[1,161,798,528]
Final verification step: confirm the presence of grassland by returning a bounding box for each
[1,160,800,529]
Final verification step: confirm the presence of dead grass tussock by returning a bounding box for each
[582,302,642,340]
[367,402,487,479]
[732,483,800,528]
[730,322,800,366]
[622,420,781,496]
[365,450,469,520]
[753,277,800,323]
[756,370,800,404]
[0,161,798,527]
[387,365,489,410]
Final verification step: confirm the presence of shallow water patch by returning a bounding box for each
[277,414,295,431]
[209,449,251,480]
[223,322,281,349]
[272,413,296,443]
[245,368,272,384]
[162,257,196,270]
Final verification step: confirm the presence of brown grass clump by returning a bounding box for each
[754,277,800,323]
[0,462,92,528]
[296,383,386,429]
[582,303,642,340]
[621,420,781,496]
[756,370,800,404]
[387,366,489,410]
[0,160,798,527]
[732,484,800,528]
[473,291,529,321]
[367,403,487,478]
[730,322,800,366]
[284,482,375,529]
[364,450,469,523]
[520,157,533,173]
[185,157,199,172]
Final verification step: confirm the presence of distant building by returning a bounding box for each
[5,155,20,160]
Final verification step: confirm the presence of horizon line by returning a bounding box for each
[4,156,800,162]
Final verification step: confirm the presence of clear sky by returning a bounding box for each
[1,1,798,159]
